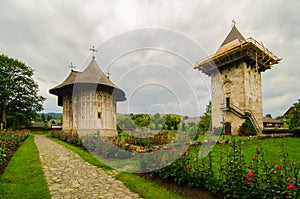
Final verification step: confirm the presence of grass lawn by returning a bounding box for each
[208,137,300,161]
[0,135,50,199]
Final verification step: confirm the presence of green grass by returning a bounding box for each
[0,135,50,199]
[115,173,184,199]
[209,137,300,162]
[48,135,185,199]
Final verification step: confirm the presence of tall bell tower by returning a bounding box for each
[195,25,280,135]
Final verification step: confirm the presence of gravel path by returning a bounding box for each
[34,135,142,199]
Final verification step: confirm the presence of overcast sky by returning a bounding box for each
[0,0,299,117]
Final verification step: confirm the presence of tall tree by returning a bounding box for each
[0,54,45,129]
[289,99,300,130]
[198,100,211,132]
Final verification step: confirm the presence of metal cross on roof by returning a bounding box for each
[68,62,75,71]
[232,19,236,27]
[106,70,111,79]
[89,45,98,59]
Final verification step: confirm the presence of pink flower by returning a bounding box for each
[277,165,281,170]
[165,157,169,162]
[288,184,295,189]
[288,179,293,184]
[247,172,254,177]
[245,177,252,183]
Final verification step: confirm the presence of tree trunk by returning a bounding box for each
[2,100,6,129]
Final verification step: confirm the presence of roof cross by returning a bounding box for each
[232,19,236,27]
[68,62,75,71]
[89,45,98,59]
[106,70,111,79]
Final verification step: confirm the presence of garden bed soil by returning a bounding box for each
[136,173,224,199]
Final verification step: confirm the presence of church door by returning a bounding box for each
[224,123,231,135]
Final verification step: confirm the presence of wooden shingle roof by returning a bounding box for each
[49,59,126,102]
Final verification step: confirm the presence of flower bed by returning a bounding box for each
[0,130,30,170]
[51,131,299,198]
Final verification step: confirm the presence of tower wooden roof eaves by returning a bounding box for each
[194,37,281,76]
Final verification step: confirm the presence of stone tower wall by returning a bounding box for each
[211,61,263,135]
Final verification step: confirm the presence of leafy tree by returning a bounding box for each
[240,118,257,136]
[265,113,272,118]
[289,99,300,129]
[198,100,211,132]
[0,54,45,129]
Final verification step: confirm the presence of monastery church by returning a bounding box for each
[195,25,280,135]
[50,25,280,136]
[50,57,126,136]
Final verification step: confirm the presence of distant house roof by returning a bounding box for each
[183,116,202,124]
[263,117,282,124]
[31,122,45,128]
[284,107,295,116]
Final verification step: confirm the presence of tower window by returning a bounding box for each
[226,97,230,108]
[98,112,101,119]
[225,75,228,79]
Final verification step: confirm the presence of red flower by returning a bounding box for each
[256,147,259,151]
[247,172,254,177]
[187,165,192,170]
[288,179,293,184]
[10,141,14,146]
[251,157,255,161]
[264,162,268,165]
[186,147,190,151]
[288,184,295,189]
[285,196,289,199]
[165,157,169,162]
[245,177,252,183]
[277,165,281,170]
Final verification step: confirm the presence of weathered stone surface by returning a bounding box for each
[34,135,142,199]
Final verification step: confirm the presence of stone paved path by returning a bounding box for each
[34,135,142,199]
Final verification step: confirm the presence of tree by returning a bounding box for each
[265,114,272,118]
[41,113,46,121]
[198,100,211,132]
[0,54,45,129]
[289,99,300,129]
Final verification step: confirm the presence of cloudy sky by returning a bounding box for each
[0,0,299,117]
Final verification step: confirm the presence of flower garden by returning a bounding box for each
[51,130,300,199]
[0,130,30,173]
